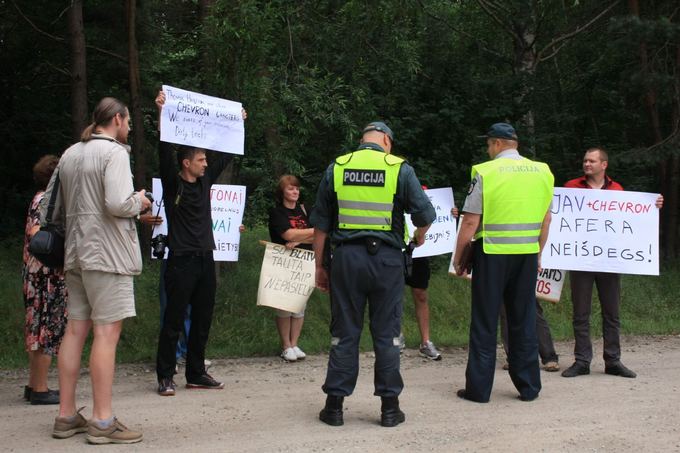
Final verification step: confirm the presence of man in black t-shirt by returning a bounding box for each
[154,90,245,396]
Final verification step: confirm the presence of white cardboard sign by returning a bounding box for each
[256,242,315,313]
[160,84,244,155]
[405,187,457,258]
[542,188,659,275]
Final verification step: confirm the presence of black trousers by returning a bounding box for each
[156,253,216,381]
[465,244,541,402]
[322,242,404,398]
[569,270,621,365]
[500,300,558,364]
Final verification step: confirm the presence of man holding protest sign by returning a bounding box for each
[312,122,435,427]
[561,147,663,379]
[453,123,554,403]
[154,90,246,396]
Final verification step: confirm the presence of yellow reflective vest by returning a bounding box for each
[333,149,404,231]
[472,157,554,254]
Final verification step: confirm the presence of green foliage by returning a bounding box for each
[0,0,678,250]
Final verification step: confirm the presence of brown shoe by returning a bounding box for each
[52,407,88,439]
[86,417,143,445]
[502,362,509,371]
[543,361,560,372]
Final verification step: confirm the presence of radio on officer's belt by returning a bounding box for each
[404,241,416,278]
[366,237,381,255]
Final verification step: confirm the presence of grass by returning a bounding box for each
[1,227,679,368]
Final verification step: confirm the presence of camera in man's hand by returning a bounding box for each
[151,234,168,259]
[140,191,154,214]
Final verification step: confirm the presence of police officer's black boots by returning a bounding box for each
[380,396,405,427]
[319,395,344,426]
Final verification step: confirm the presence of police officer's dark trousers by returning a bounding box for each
[465,244,541,402]
[156,252,216,382]
[322,242,404,397]
[500,300,558,364]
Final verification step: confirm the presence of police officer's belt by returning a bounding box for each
[334,237,385,255]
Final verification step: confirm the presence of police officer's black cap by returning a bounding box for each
[478,122,518,141]
[363,121,394,142]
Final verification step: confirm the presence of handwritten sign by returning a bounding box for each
[447,213,466,275]
[160,84,244,155]
[542,188,659,275]
[257,242,315,313]
[405,187,457,257]
[151,178,246,261]
[535,268,564,303]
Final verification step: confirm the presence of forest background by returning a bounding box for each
[0,0,678,365]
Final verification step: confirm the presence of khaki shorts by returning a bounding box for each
[65,269,136,325]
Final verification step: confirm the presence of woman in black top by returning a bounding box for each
[267,175,314,362]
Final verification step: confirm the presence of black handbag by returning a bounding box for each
[28,172,65,268]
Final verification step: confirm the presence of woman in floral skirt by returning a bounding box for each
[22,154,67,405]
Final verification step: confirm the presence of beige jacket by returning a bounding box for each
[41,134,143,275]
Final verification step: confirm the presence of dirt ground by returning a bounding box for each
[1,335,679,452]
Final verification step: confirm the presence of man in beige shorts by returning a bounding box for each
[42,97,151,444]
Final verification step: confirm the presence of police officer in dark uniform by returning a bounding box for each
[453,123,554,403]
[311,122,435,427]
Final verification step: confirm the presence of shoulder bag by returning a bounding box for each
[28,172,65,268]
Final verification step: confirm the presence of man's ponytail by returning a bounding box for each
[80,97,128,142]
[81,122,96,141]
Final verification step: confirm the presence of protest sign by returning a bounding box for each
[535,268,564,303]
[160,85,244,155]
[447,214,466,275]
[151,178,246,261]
[542,188,659,275]
[447,217,564,302]
[405,187,457,258]
[150,178,169,259]
[256,241,315,313]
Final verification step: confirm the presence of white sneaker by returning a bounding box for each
[292,346,306,360]
[281,348,297,362]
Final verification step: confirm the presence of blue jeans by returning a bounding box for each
[159,260,190,359]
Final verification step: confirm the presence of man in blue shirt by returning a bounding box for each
[311,122,435,427]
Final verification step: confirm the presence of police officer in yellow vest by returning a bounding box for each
[453,123,554,403]
[311,122,435,427]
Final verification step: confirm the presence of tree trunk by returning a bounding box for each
[664,43,680,259]
[629,0,664,145]
[125,0,149,253]
[199,0,216,91]
[125,0,145,188]
[67,0,88,141]
[629,0,677,259]
[514,26,538,158]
